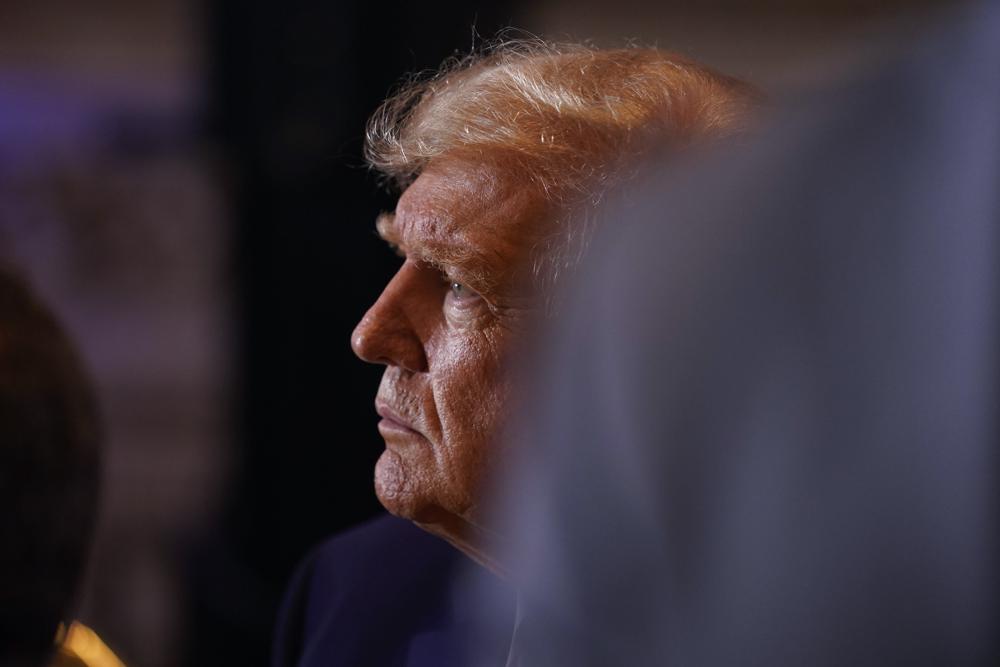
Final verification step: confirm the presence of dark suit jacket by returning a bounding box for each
[273,514,513,667]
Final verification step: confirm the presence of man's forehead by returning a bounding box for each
[384,165,521,244]
[374,161,552,288]
[393,163,502,238]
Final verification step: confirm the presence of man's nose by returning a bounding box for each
[351,266,429,373]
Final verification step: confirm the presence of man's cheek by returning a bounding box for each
[444,297,494,330]
[436,326,506,377]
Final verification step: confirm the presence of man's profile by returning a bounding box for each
[273,39,755,666]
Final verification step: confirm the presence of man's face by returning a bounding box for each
[351,160,549,560]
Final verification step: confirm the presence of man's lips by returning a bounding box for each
[375,402,422,436]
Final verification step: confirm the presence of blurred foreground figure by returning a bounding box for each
[273,41,755,666]
[502,3,998,665]
[0,267,121,666]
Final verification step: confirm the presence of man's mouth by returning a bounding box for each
[375,401,423,437]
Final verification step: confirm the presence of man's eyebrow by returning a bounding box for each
[373,211,494,288]
[375,212,399,244]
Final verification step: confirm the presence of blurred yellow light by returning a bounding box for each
[56,621,126,667]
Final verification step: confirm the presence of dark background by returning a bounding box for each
[196,1,520,663]
[0,1,950,664]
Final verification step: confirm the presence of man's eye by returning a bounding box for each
[448,281,480,303]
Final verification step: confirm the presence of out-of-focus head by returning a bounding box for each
[352,40,755,570]
[0,266,101,666]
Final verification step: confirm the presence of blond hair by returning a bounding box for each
[366,39,756,199]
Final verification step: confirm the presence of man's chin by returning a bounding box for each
[373,449,427,519]
[372,451,502,572]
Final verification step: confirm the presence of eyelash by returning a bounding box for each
[386,245,483,306]
[441,272,480,304]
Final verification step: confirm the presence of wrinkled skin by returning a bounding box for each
[351,160,551,572]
